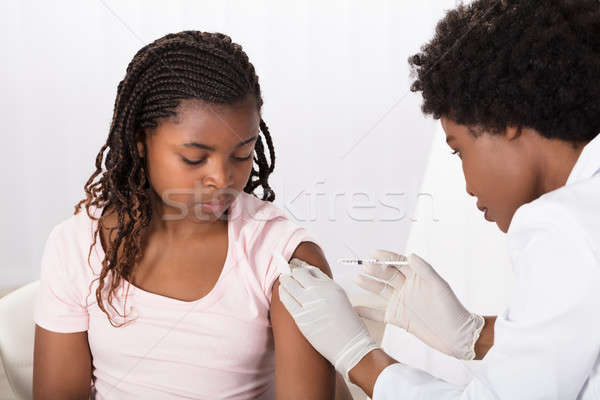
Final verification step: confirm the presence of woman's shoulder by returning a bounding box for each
[35,206,106,332]
[45,204,105,276]
[229,192,315,255]
[228,193,318,301]
[230,192,287,221]
[54,204,102,241]
[229,192,296,237]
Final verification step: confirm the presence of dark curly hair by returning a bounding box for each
[74,31,275,327]
[409,0,600,143]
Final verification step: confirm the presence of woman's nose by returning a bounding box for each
[203,159,234,189]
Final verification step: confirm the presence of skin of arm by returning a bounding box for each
[348,316,498,397]
[474,316,496,360]
[348,349,398,399]
[270,241,353,400]
[33,325,93,400]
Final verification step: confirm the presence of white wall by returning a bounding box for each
[3,0,519,393]
[380,122,514,386]
[1,0,462,288]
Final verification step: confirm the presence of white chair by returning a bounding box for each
[0,280,39,400]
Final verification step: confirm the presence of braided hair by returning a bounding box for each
[74,31,275,327]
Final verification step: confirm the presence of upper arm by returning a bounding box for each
[33,325,93,400]
[270,241,335,400]
[288,241,333,278]
[33,226,93,399]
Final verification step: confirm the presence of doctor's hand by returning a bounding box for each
[354,250,485,360]
[278,259,379,382]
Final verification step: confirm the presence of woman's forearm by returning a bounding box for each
[474,316,496,360]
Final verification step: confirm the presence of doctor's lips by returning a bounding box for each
[478,203,493,221]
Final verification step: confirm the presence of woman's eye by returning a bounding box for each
[451,150,462,159]
[182,157,206,165]
[233,154,253,162]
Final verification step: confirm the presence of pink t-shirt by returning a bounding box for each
[33,192,317,399]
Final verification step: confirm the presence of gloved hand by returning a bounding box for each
[278,259,379,382]
[354,250,485,360]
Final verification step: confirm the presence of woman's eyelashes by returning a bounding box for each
[181,156,207,165]
[181,153,253,165]
[232,153,253,161]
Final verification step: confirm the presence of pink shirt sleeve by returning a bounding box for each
[33,224,89,333]
[248,215,318,303]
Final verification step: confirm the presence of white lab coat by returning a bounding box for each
[373,132,600,400]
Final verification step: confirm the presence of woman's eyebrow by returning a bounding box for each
[236,135,258,148]
[180,142,215,150]
[179,135,258,150]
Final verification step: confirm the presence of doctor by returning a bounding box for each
[278,0,600,398]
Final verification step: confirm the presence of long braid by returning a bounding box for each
[244,120,275,201]
[74,31,275,327]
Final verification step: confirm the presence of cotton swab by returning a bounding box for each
[273,252,292,275]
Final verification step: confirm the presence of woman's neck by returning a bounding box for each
[149,198,228,243]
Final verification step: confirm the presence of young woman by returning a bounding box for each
[276,0,600,398]
[32,31,351,399]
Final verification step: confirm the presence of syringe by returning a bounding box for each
[337,258,408,266]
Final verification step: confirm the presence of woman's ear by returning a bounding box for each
[136,130,146,158]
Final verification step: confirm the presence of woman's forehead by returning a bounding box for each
[154,103,259,147]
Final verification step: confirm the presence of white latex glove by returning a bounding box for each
[278,258,379,381]
[354,250,485,360]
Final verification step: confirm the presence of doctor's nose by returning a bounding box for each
[465,179,475,197]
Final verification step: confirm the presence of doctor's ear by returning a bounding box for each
[505,126,522,141]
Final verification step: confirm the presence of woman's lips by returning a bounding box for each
[195,198,233,214]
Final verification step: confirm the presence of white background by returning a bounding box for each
[1,0,512,330]
[2,0,518,389]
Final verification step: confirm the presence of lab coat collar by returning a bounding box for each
[566,132,600,185]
